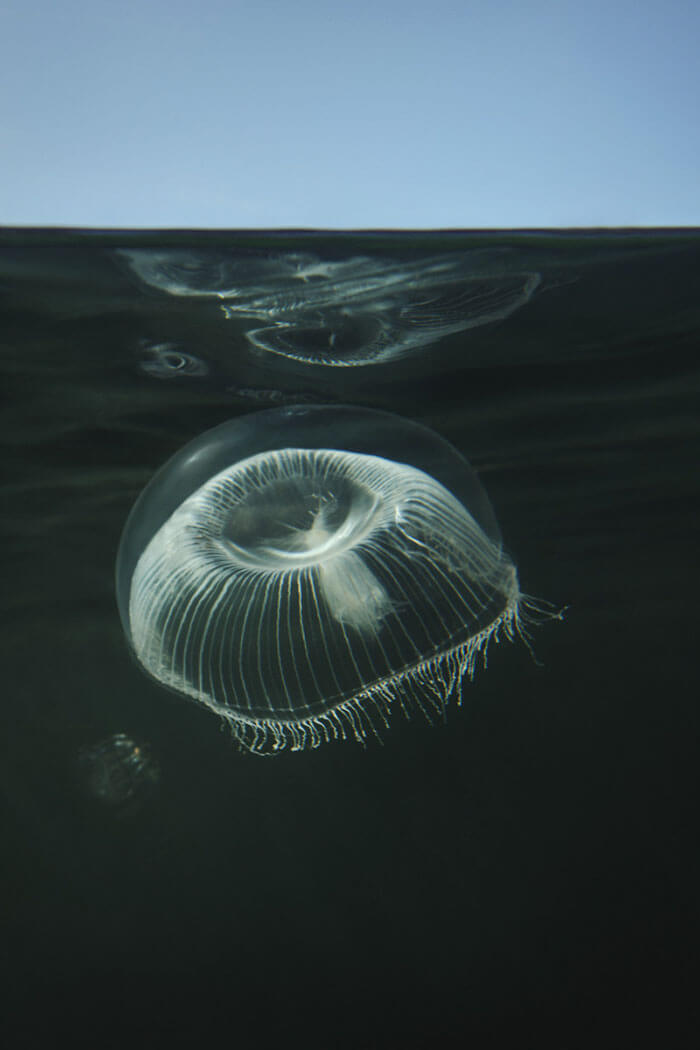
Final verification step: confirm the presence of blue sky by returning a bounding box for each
[1,0,698,228]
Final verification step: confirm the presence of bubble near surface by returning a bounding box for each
[116,406,540,754]
[139,342,208,380]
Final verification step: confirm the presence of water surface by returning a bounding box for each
[1,228,698,1044]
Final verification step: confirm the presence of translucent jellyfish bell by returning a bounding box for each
[116,406,546,754]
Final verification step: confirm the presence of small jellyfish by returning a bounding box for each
[78,733,159,807]
[116,406,557,753]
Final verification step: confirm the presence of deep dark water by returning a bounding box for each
[1,229,699,1045]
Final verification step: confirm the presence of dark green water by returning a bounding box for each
[1,229,699,1045]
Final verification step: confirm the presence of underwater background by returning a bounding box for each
[1,228,699,1045]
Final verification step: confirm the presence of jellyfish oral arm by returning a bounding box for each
[318,551,392,633]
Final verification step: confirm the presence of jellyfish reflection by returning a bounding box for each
[117,248,540,366]
[116,405,558,753]
[241,265,540,367]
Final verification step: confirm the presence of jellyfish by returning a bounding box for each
[116,406,555,753]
